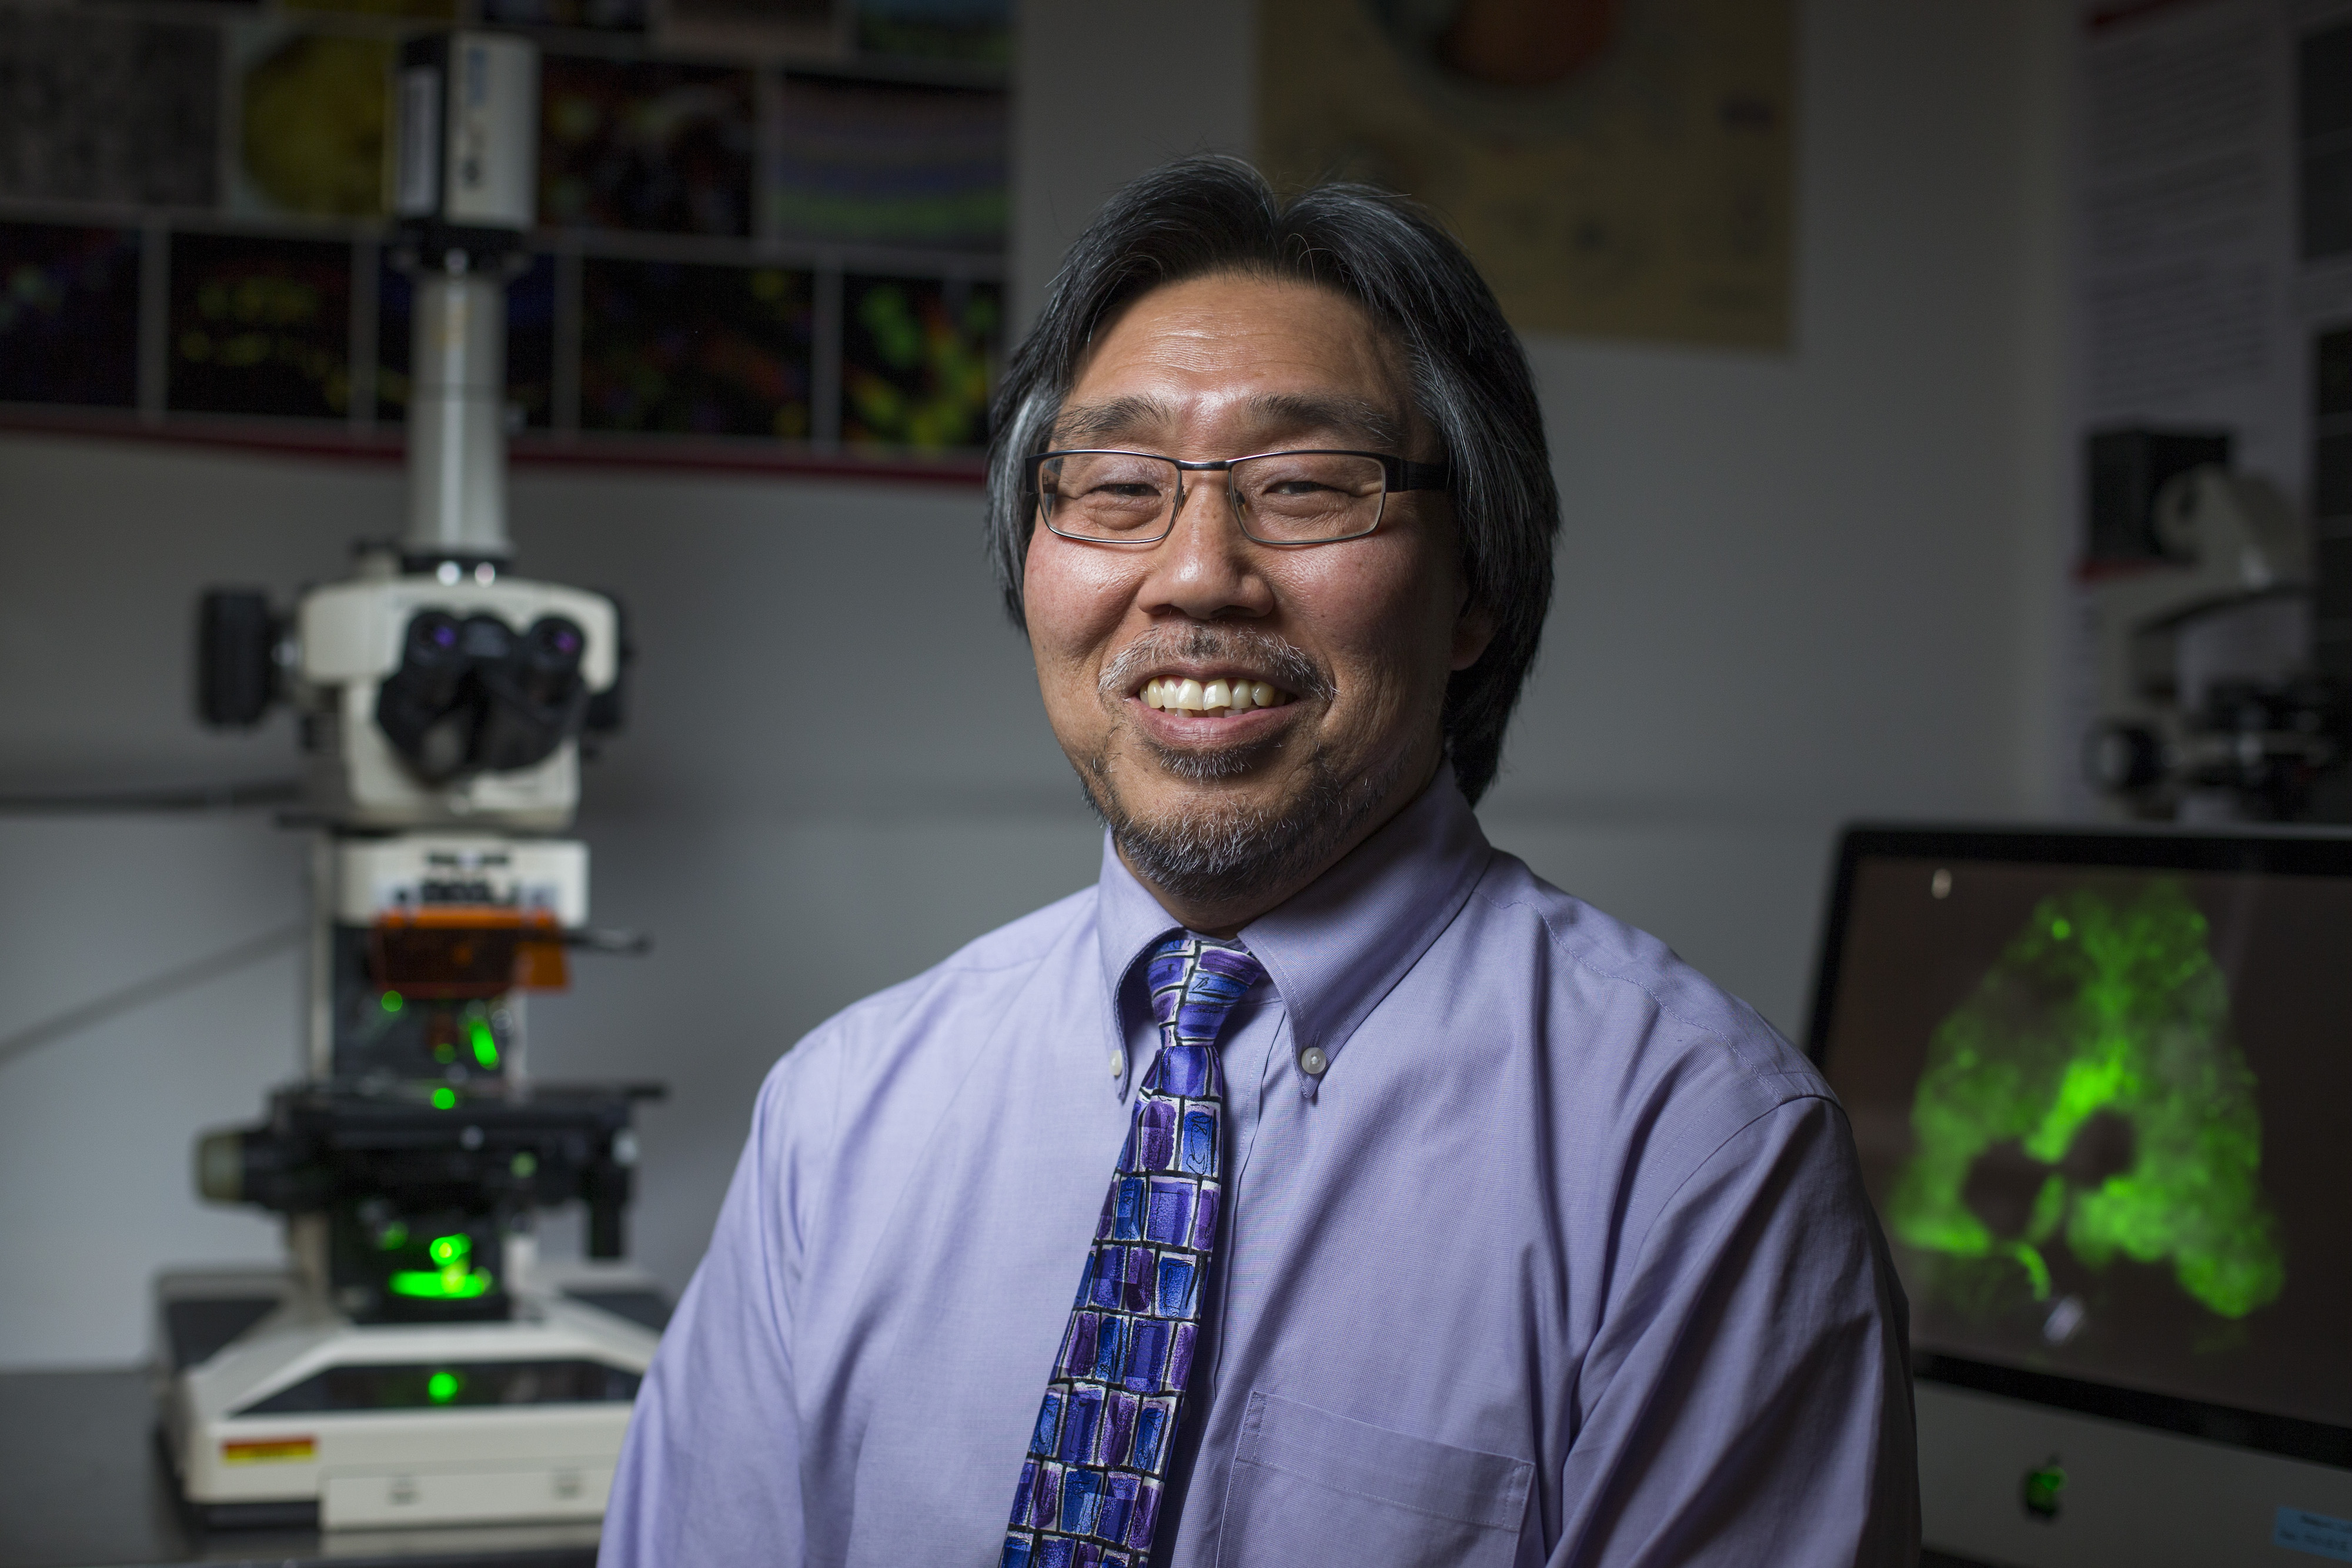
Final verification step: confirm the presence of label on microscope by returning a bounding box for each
[223,1436,316,1465]
[2276,1507,2352,1562]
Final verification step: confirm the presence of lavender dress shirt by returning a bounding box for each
[600,777,1919,1566]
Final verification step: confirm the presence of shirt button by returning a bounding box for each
[1109,1049,1125,1077]
[1298,1046,1328,1077]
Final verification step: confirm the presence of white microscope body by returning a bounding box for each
[163,32,662,1533]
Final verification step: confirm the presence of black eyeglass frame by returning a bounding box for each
[1024,448,1452,546]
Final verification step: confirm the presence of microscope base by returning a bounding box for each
[157,1265,661,1530]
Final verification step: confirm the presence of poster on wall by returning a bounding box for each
[0,14,220,208]
[0,2,1004,464]
[2060,0,2352,823]
[0,222,141,409]
[1256,0,1795,349]
[229,25,394,220]
[771,75,1007,249]
[840,273,997,452]
[579,257,814,439]
[539,57,759,236]
[166,231,355,420]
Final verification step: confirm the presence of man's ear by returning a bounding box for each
[1451,594,1496,671]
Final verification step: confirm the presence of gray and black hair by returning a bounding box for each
[983,155,1559,804]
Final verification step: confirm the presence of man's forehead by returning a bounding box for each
[1051,390,1407,452]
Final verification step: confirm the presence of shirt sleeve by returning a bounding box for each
[1552,1092,1919,1568]
[599,1057,814,1567]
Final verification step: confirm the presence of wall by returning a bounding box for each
[0,0,2072,1365]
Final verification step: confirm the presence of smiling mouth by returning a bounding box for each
[1140,676,1295,716]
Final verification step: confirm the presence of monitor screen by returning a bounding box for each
[1809,830,2352,1443]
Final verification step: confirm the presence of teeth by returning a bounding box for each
[1137,676,1292,713]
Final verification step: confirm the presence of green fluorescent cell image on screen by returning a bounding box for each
[1889,878,2285,1320]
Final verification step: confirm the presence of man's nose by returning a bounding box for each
[1142,477,1270,621]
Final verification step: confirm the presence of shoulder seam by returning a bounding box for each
[1465,874,1765,1064]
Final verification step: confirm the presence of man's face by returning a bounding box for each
[1023,272,1491,923]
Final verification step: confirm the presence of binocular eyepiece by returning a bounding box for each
[376,609,591,782]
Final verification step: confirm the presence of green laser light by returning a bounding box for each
[2022,1462,2065,1520]
[426,1369,462,1404]
[380,991,404,1014]
[469,1017,499,1069]
[431,1086,457,1111]
[389,1268,493,1300]
[428,1234,469,1266]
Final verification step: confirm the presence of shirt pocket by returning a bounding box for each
[1213,1389,1534,1567]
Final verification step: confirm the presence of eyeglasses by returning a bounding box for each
[1026,449,1451,546]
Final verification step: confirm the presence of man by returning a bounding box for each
[603,158,1917,1566]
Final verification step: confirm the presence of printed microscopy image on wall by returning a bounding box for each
[841,274,997,452]
[168,232,354,420]
[233,28,393,219]
[0,222,141,408]
[376,255,558,430]
[666,0,831,54]
[283,0,458,16]
[0,13,220,206]
[482,0,645,28]
[855,0,1010,65]
[773,76,1007,249]
[580,258,812,439]
[540,56,756,236]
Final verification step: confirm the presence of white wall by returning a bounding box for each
[0,0,2072,1365]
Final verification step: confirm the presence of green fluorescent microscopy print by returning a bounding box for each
[166,231,353,420]
[841,275,997,452]
[1889,878,2284,1321]
[580,258,813,439]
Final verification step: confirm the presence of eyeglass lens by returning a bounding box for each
[1040,452,1388,542]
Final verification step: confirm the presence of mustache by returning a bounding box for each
[1095,623,1334,705]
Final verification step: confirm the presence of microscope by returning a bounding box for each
[160,32,663,1532]
[2084,440,2350,821]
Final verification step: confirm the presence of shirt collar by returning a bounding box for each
[1093,771,1495,1098]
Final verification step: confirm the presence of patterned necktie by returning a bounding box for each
[1002,933,1265,1568]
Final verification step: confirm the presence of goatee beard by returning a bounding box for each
[1074,625,1398,914]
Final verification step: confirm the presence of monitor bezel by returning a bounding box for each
[1804,822,2352,1471]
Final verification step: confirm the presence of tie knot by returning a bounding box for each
[1144,934,1264,1044]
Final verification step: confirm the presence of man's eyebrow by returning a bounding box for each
[1053,396,1174,446]
[1050,392,1408,452]
[1243,393,1405,452]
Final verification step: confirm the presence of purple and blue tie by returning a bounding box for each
[1002,933,1265,1568]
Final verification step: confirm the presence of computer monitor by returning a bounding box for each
[1808,826,2352,1568]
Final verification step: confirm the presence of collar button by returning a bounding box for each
[1298,1045,1329,1077]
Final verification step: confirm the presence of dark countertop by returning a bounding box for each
[0,1369,597,1568]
